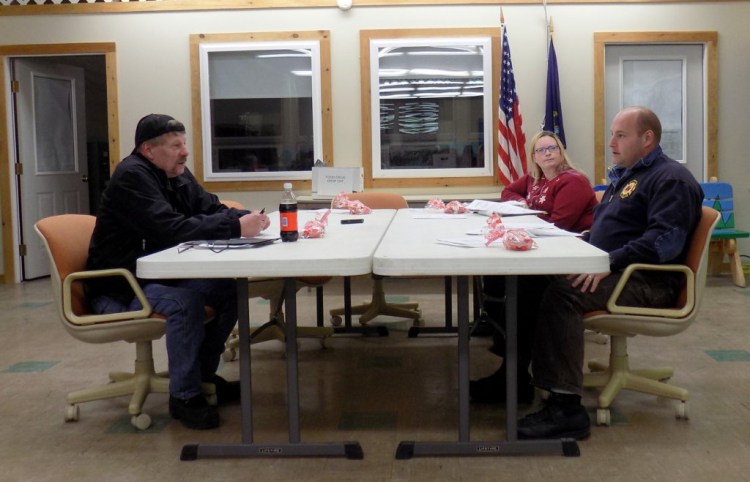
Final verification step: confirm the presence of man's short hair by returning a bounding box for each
[632,107,662,145]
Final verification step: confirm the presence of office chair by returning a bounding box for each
[219,200,333,360]
[583,206,719,425]
[35,214,216,430]
[328,192,423,327]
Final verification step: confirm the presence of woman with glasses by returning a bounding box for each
[471,131,597,405]
[499,131,596,233]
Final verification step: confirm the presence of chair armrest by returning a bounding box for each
[63,268,153,325]
[607,263,694,318]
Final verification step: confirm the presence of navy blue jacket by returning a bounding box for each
[586,146,703,272]
[86,153,248,300]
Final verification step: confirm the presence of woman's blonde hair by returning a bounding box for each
[527,131,576,181]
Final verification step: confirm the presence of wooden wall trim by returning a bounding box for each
[1,0,746,17]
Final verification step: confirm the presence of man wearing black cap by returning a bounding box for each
[85,114,271,429]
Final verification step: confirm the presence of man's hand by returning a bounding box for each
[568,272,609,293]
[239,212,271,237]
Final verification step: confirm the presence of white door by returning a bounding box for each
[13,58,89,280]
[605,44,705,181]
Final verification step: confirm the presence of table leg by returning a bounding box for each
[395,275,580,459]
[180,278,363,460]
[408,276,457,337]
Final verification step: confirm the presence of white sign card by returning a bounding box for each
[311,167,364,199]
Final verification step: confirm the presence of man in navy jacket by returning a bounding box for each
[475,106,703,440]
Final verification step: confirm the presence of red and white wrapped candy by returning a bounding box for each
[486,212,503,229]
[348,200,372,215]
[444,200,468,214]
[425,198,446,210]
[484,224,506,246]
[502,228,537,251]
[302,209,331,238]
[483,213,506,246]
[332,192,350,209]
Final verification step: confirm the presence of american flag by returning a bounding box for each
[497,25,527,185]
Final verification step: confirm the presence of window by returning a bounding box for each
[361,29,499,189]
[190,31,332,191]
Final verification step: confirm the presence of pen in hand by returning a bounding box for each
[259,208,266,214]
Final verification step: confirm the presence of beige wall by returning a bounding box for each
[2,1,749,276]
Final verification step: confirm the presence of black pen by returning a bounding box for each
[259,208,266,214]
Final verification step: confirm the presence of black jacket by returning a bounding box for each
[85,153,248,300]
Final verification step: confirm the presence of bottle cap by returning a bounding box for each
[283,182,292,190]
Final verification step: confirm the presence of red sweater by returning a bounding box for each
[500,170,596,233]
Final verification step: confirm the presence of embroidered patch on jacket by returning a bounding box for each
[620,180,638,199]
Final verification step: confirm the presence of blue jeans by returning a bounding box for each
[90,278,238,400]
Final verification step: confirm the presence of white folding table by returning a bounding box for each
[137,209,397,460]
[373,209,610,458]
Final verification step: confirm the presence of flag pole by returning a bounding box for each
[549,16,554,40]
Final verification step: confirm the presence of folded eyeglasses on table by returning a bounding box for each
[177,236,279,253]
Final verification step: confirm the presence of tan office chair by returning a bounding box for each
[329,192,423,327]
[35,214,216,430]
[220,200,333,360]
[583,206,719,426]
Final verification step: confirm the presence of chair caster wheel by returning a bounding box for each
[131,413,152,430]
[596,408,611,426]
[65,404,80,422]
[222,348,237,362]
[330,315,343,327]
[676,401,689,420]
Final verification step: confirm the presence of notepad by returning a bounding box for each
[177,235,279,252]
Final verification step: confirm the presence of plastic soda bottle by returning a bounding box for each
[279,182,299,242]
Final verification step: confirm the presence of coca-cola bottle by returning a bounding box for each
[279,182,298,242]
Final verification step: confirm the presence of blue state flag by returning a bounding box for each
[543,37,566,147]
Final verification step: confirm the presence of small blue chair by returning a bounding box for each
[701,180,749,287]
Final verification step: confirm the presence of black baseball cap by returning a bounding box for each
[132,114,186,154]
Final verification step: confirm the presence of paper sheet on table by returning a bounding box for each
[436,236,489,248]
[524,226,580,237]
[466,213,578,238]
[466,199,545,216]
[411,212,468,219]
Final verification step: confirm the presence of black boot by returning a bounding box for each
[169,394,220,430]
[469,364,534,404]
[517,392,590,440]
[206,374,241,405]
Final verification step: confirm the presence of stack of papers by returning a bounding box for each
[466,199,545,216]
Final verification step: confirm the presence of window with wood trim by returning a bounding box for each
[190,31,332,192]
[361,28,499,190]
